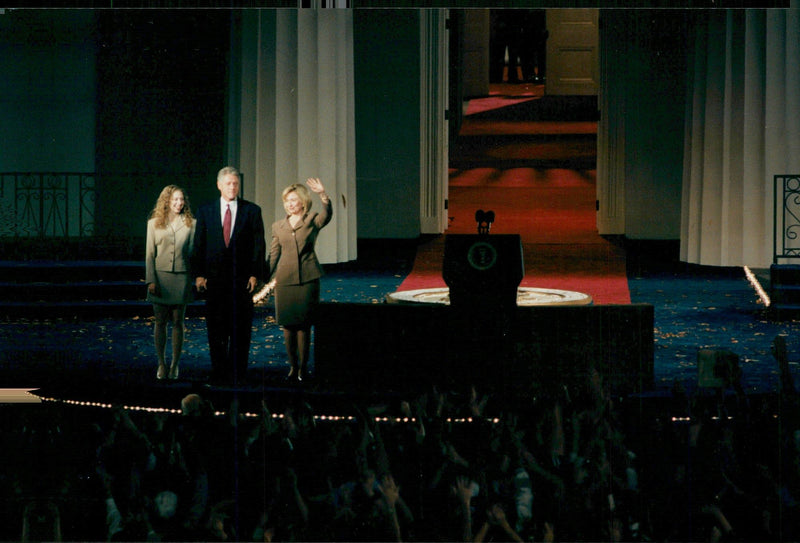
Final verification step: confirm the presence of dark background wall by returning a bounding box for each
[93,10,229,239]
[0,8,695,257]
[353,9,422,239]
[0,9,425,248]
[607,9,690,240]
[0,10,96,173]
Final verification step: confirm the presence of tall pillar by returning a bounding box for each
[420,9,449,234]
[229,9,357,264]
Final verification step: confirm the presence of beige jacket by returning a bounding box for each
[145,216,196,284]
[268,199,332,286]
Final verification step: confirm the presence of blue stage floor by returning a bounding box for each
[2,263,799,404]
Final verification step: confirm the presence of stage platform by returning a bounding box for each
[1,251,798,418]
[3,300,655,420]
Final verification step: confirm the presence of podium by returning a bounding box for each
[442,234,524,310]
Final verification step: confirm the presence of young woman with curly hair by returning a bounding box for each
[145,185,196,380]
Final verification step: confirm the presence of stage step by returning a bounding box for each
[0,260,195,319]
[0,280,144,302]
[769,264,800,319]
[0,260,143,282]
[449,133,596,170]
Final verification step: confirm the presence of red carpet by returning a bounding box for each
[463,81,543,115]
[397,87,630,304]
[397,168,630,304]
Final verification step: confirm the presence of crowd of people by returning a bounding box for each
[3,335,800,542]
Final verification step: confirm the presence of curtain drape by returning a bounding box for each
[230,9,357,265]
[681,9,800,268]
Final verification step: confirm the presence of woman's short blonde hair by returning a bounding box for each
[282,183,312,214]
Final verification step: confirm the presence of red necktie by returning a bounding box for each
[223,204,231,247]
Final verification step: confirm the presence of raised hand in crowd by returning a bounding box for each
[469,385,489,418]
[377,475,404,542]
[452,475,476,542]
[474,502,524,543]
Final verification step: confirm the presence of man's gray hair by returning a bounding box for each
[217,166,240,181]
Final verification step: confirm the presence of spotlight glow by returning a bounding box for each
[744,266,770,307]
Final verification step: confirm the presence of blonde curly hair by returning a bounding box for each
[149,185,194,229]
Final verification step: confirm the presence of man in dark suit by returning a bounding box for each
[191,166,265,385]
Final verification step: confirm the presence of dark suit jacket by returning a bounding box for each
[191,198,266,284]
[268,199,332,286]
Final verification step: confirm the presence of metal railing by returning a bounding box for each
[0,172,96,239]
[773,174,800,264]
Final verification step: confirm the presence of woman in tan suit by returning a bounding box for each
[268,178,332,381]
[145,185,196,380]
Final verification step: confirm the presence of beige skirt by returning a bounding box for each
[147,270,194,306]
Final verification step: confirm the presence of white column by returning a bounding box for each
[230,9,357,264]
[419,9,449,234]
[596,10,626,235]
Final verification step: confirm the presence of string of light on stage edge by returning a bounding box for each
[23,393,776,425]
[33,393,500,425]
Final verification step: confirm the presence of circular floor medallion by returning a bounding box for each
[388,287,592,306]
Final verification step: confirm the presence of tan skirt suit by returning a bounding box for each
[145,216,196,305]
[268,199,332,326]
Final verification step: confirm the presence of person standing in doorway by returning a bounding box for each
[490,9,526,83]
[191,166,266,385]
[523,9,547,83]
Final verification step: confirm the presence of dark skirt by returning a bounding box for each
[275,279,320,327]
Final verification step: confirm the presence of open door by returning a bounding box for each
[420,9,449,234]
[545,9,599,96]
